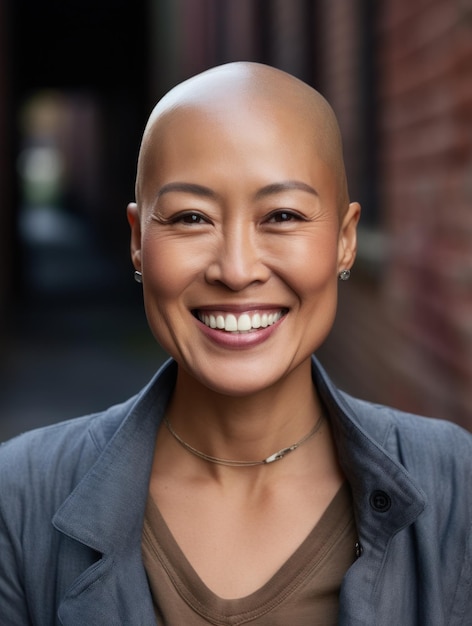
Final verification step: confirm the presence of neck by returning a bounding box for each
[163,359,323,470]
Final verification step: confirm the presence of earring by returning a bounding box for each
[134,271,143,284]
[338,269,351,281]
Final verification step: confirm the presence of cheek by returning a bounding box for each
[286,235,340,353]
[141,233,196,300]
[282,233,339,294]
[139,235,194,353]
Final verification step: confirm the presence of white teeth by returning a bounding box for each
[237,314,251,331]
[198,310,283,332]
[225,314,238,332]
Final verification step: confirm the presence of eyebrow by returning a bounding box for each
[156,182,218,200]
[154,179,319,202]
[254,180,319,200]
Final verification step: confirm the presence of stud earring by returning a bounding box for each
[338,269,351,281]
[134,271,143,284]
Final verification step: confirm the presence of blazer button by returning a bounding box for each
[370,490,391,512]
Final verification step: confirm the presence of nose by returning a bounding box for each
[205,224,270,291]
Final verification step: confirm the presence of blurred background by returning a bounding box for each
[1,0,471,441]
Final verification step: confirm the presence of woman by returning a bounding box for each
[1,62,471,625]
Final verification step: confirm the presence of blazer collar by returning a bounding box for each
[53,360,176,624]
[53,360,176,555]
[312,356,426,541]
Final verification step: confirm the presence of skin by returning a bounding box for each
[127,62,361,598]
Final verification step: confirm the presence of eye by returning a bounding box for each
[265,210,305,224]
[172,211,210,225]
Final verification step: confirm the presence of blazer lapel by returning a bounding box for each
[53,361,176,624]
[311,356,426,624]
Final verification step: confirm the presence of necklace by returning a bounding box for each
[163,413,325,467]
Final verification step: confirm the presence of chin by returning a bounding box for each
[205,379,272,398]
[183,358,300,398]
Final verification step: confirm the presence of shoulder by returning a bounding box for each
[0,396,135,502]
[343,392,471,445]
[313,354,472,462]
[341,392,472,483]
[0,359,176,503]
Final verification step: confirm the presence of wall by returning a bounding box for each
[379,0,472,427]
[318,0,472,430]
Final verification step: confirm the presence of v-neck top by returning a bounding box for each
[142,481,357,625]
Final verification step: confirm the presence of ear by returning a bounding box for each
[337,202,361,272]
[127,202,142,271]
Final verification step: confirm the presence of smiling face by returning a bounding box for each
[128,63,360,396]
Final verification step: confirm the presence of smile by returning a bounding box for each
[196,310,286,333]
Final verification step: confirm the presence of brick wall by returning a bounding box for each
[318,0,472,430]
[379,0,472,428]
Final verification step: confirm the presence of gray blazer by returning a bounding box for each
[0,357,471,625]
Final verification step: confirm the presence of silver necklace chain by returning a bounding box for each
[163,413,325,467]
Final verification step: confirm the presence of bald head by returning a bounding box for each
[136,62,349,212]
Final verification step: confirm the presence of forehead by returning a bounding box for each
[153,99,311,157]
[139,97,337,196]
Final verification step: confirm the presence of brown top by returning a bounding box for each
[142,482,357,625]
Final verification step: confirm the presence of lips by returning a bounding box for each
[196,310,286,333]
